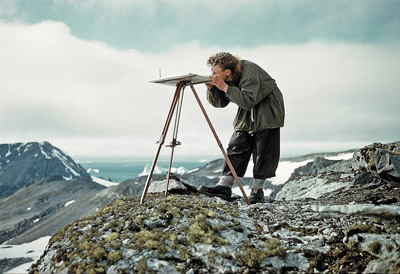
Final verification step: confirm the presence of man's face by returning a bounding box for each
[211,65,231,81]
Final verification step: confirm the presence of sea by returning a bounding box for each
[78,158,215,183]
[77,152,355,185]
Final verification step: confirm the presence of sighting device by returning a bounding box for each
[140,73,250,205]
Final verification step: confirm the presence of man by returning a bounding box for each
[198,52,285,204]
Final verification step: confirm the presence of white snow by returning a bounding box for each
[64,200,75,207]
[92,176,119,187]
[39,144,51,159]
[5,144,11,157]
[243,159,314,186]
[87,168,100,173]
[242,152,354,186]
[326,152,353,161]
[51,148,79,176]
[188,168,199,173]
[23,143,32,153]
[0,236,51,274]
[139,164,188,177]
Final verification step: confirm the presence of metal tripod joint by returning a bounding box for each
[166,139,181,148]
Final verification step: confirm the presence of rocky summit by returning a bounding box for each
[0,142,90,199]
[30,143,400,273]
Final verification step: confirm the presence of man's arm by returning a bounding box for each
[226,66,276,110]
[206,85,230,108]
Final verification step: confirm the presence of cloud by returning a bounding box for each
[3,0,399,52]
[0,21,399,158]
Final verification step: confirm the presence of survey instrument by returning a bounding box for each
[140,73,250,205]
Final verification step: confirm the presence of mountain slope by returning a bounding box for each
[0,142,91,199]
[0,176,105,244]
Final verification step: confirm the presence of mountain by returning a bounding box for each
[0,176,105,245]
[29,142,400,273]
[0,142,91,199]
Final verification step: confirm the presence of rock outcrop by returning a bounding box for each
[288,156,341,181]
[29,142,400,273]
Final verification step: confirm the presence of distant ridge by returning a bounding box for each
[0,142,90,199]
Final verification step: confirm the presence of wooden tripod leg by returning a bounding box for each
[165,87,185,196]
[140,83,183,204]
[189,84,250,205]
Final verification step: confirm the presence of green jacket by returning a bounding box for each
[207,60,285,132]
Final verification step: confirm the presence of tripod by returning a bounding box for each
[140,77,250,205]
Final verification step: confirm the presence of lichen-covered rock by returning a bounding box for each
[28,142,400,273]
[275,142,400,201]
[30,194,294,273]
[30,187,400,273]
[351,142,400,173]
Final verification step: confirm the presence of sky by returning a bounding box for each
[0,0,399,159]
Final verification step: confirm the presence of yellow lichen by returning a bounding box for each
[137,256,151,274]
[107,251,123,264]
[264,237,286,257]
[236,241,267,268]
[106,232,120,242]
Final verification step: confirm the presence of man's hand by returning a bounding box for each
[205,82,213,89]
[208,75,228,93]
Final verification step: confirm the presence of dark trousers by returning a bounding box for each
[222,128,280,179]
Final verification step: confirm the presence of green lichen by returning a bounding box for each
[107,251,123,264]
[346,239,359,250]
[135,214,146,225]
[178,247,190,261]
[236,241,267,268]
[137,256,151,274]
[346,223,379,236]
[92,246,107,260]
[79,240,91,250]
[106,232,120,242]
[264,237,287,257]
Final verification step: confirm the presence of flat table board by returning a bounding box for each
[150,73,210,86]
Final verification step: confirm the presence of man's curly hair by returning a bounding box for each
[207,52,238,70]
[207,52,242,83]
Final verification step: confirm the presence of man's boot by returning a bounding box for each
[249,188,264,204]
[198,176,233,200]
[198,185,232,200]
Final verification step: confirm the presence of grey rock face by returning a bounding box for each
[288,157,341,181]
[0,142,90,199]
[275,159,355,201]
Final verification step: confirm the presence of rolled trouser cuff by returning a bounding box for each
[251,178,265,189]
[217,176,234,187]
